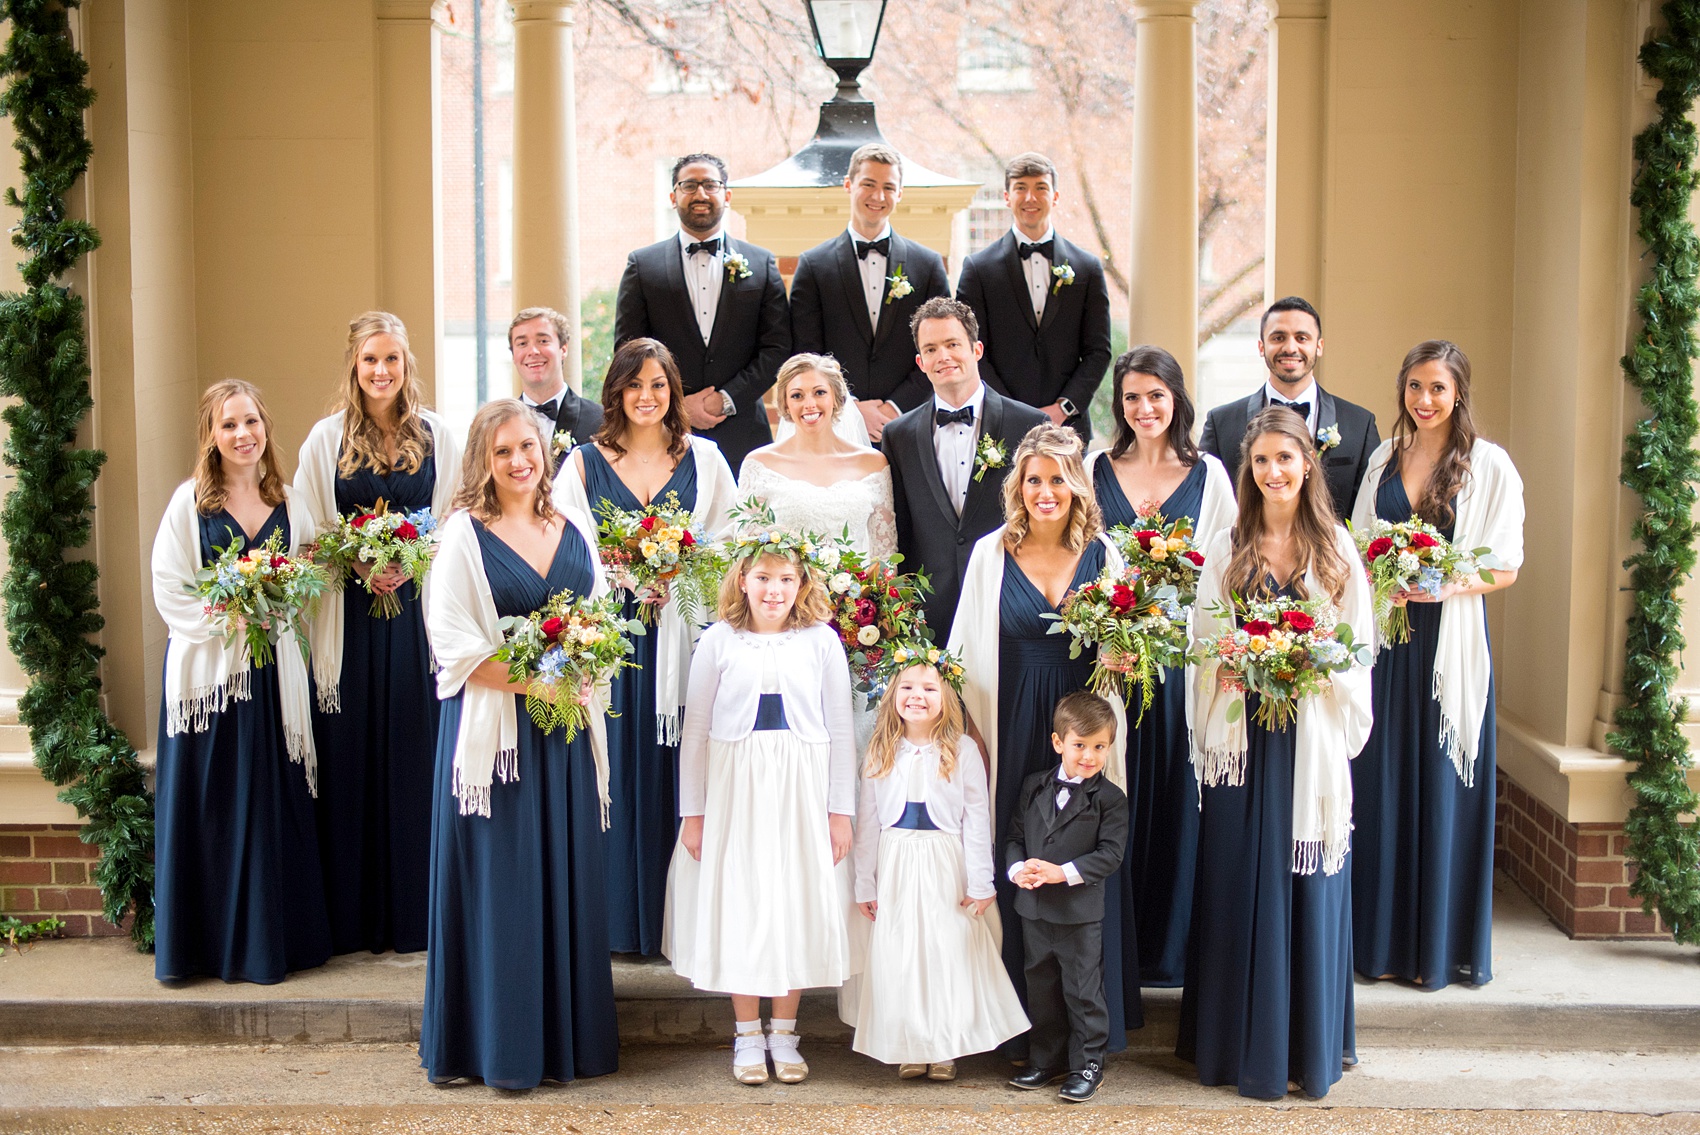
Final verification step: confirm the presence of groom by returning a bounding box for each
[884,296,1048,639]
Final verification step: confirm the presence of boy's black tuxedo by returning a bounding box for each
[789,230,949,413]
[1198,385,1380,519]
[613,235,790,471]
[955,231,1112,442]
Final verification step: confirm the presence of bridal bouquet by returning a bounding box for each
[188,529,331,670]
[494,592,644,740]
[1193,595,1371,730]
[823,546,934,696]
[1108,506,1205,609]
[1043,564,1189,722]
[1354,514,1501,644]
[595,491,723,624]
[314,499,439,618]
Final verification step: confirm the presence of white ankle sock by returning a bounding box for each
[767,1017,801,1062]
[733,1018,765,1068]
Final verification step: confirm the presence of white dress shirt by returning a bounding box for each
[678,228,726,345]
[521,387,567,435]
[1262,379,1318,434]
[1006,767,1087,887]
[852,736,995,903]
[932,381,987,516]
[1014,223,1056,323]
[850,222,892,334]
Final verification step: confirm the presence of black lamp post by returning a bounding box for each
[780,0,889,183]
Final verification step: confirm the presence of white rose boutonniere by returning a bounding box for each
[552,430,575,457]
[885,264,913,304]
[1051,263,1076,295]
[973,435,1009,483]
[1316,424,1342,453]
[725,251,752,282]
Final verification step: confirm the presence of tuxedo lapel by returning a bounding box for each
[1000,233,1040,332]
[1315,385,1340,443]
[661,241,697,339]
[911,409,959,527]
[835,234,874,345]
[961,387,1008,523]
[1044,776,1093,835]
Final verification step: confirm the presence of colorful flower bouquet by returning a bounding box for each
[1108,507,1205,609]
[188,529,331,669]
[314,498,439,618]
[1043,564,1190,722]
[595,491,724,625]
[1194,595,1372,730]
[1354,514,1501,644]
[824,546,934,696]
[494,591,644,739]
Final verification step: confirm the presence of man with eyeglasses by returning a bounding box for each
[614,152,790,470]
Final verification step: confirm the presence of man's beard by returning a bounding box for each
[678,201,723,235]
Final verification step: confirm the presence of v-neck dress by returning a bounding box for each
[154,504,333,984]
[419,519,619,1089]
[578,443,699,956]
[311,436,440,956]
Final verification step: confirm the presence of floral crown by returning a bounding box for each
[723,500,841,575]
[877,639,967,695]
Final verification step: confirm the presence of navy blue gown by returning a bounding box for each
[420,520,619,1088]
[1351,472,1495,988]
[994,538,1143,1050]
[1094,456,1204,988]
[1177,579,1355,1100]
[154,504,333,984]
[578,444,697,956]
[312,438,440,955]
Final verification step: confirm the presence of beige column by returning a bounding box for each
[1128,0,1201,386]
[510,0,582,394]
[375,1,447,405]
[1264,0,1328,305]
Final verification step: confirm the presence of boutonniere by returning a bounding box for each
[724,251,752,282]
[973,435,1009,483]
[1316,424,1341,453]
[1051,263,1076,295]
[552,430,575,457]
[885,263,913,304]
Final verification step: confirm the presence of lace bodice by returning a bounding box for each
[736,459,898,559]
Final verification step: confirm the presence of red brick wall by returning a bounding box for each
[0,824,127,938]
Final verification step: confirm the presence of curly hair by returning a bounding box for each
[335,311,433,478]
[863,664,965,781]
[715,546,831,631]
[1001,424,1102,554]
[1225,407,1351,604]
[593,337,691,463]
[449,399,558,524]
[1386,339,1478,528]
[193,379,287,516]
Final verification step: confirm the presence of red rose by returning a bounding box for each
[352,513,375,529]
[638,515,657,532]
[540,616,565,639]
[395,521,419,541]
[1366,536,1394,560]
[1133,529,1161,551]
[270,554,288,568]
[1110,584,1138,612]
[853,598,878,626]
[1411,532,1438,549]
[680,530,695,547]
[1183,550,1205,567]
[1242,619,1274,637]
[1281,610,1316,632]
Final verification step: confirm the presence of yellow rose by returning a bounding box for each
[1149,544,1168,561]
[639,539,660,558]
[238,559,258,575]
[1248,634,1269,653]
[1167,537,1187,553]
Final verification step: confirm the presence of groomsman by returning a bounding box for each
[614,152,790,470]
[509,306,604,447]
[883,296,1048,638]
[1199,295,1379,518]
[789,142,950,442]
[956,152,1111,443]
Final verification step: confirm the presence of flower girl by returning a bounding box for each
[663,530,856,1085]
[850,650,1029,1080]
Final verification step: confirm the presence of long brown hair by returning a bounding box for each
[1002,424,1102,553]
[715,547,832,631]
[1386,339,1477,527]
[1226,407,1351,604]
[593,338,690,461]
[864,665,964,781]
[449,399,558,523]
[336,311,433,478]
[194,379,287,516]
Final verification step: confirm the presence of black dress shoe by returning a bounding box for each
[1007,1065,1066,1090]
[1057,1060,1104,1103]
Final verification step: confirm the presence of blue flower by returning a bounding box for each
[537,645,568,681]
[1309,639,1348,666]
[1417,565,1446,597]
[216,565,242,589]
[405,508,437,535]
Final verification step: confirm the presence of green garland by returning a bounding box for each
[1610,0,1700,946]
[0,0,153,950]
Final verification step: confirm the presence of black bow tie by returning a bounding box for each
[935,405,975,428]
[855,237,890,260]
[685,237,721,257]
[1269,397,1311,415]
[530,398,560,418]
[1019,239,1055,261]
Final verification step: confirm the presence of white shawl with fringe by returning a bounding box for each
[553,434,738,745]
[151,480,321,794]
[1083,448,1239,549]
[1186,525,1375,876]
[294,408,464,711]
[423,505,613,823]
[1350,438,1525,786]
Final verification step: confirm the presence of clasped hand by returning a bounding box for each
[1014,858,1066,889]
[354,559,409,595]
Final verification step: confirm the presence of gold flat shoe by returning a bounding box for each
[899,1063,928,1079]
[927,1061,957,1081]
[767,1028,808,1084]
[732,1029,768,1085]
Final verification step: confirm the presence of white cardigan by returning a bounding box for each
[422,505,612,822]
[554,435,739,744]
[294,408,464,711]
[852,736,995,903]
[1084,448,1239,548]
[1350,438,1525,785]
[150,481,320,793]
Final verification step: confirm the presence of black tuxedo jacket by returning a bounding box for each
[613,235,791,470]
[535,389,603,447]
[1003,767,1128,926]
[789,230,949,413]
[881,385,1048,639]
[1199,385,1380,519]
[955,230,1112,442]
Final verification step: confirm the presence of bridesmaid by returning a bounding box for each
[420,398,618,1087]
[1085,346,1236,988]
[1179,406,1373,1099]
[296,311,461,956]
[948,423,1142,1050]
[1349,340,1523,988]
[555,337,737,956]
[150,380,331,983]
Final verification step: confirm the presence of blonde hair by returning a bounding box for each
[774,353,849,423]
[194,379,287,517]
[1226,407,1351,604]
[863,665,964,781]
[715,547,831,631]
[449,398,558,523]
[336,311,433,478]
[1002,424,1101,553]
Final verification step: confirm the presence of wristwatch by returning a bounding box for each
[719,391,737,417]
[1057,397,1079,419]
